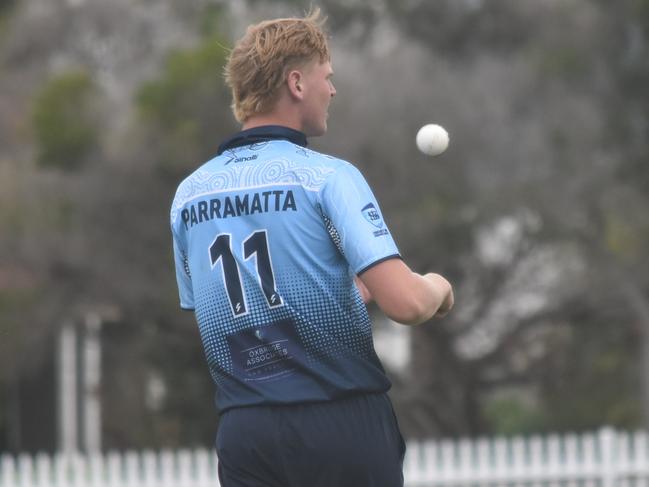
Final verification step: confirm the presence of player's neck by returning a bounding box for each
[242,117,301,133]
[242,98,304,134]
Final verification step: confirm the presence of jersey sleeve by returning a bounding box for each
[171,222,195,311]
[319,163,400,274]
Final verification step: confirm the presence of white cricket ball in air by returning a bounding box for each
[416,123,449,156]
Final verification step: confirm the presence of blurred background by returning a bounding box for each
[1,0,648,455]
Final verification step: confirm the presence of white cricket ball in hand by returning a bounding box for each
[416,123,449,156]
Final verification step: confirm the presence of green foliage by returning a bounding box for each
[484,394,546,435]
[538,320,643,431]
[136,35,235,177]
[0,384,6,451]
[1,196,76,234]
[0,287,43,384]
[537,47,588,81]
[605,214,643,261]
[0,0,17,43]
[0,287,42,343]
[384,0,535,57]
[632,0,649,31]
[0,288,39,311]
[600,192,649,263]
[0,0,15,12]
[31,71,99,171]
[0,0,16,19]
[199,4,227,38]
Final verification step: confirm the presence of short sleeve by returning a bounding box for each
[171,224,195,310]
[319,163,400,274]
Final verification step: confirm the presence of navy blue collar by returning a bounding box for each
[217,125,308,155]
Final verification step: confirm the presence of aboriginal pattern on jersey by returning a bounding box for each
[171,155,335,224]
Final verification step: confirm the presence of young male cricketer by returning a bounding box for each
[170,10,454,487]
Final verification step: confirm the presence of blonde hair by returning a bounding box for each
[224,9,330,123]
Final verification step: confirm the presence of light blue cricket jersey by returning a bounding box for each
[170,126,401,412]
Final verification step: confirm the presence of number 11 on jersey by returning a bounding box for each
[209,230,283,317]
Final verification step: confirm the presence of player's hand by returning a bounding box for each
[424,273,454,318]
[434,284,454,318]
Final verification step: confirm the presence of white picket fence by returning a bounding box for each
[2,428,649,486]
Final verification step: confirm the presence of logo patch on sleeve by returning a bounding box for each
[362,203,383,228]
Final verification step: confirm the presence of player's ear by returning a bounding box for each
[287,69,304,100]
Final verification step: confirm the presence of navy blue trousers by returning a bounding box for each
[216,393,406,487]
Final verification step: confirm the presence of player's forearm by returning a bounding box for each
[393,272,453,325]
[359,259,454,325]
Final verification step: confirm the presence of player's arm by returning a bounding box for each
[358,258,454,325]
[354,275,372,304]
[171,208,195,311]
